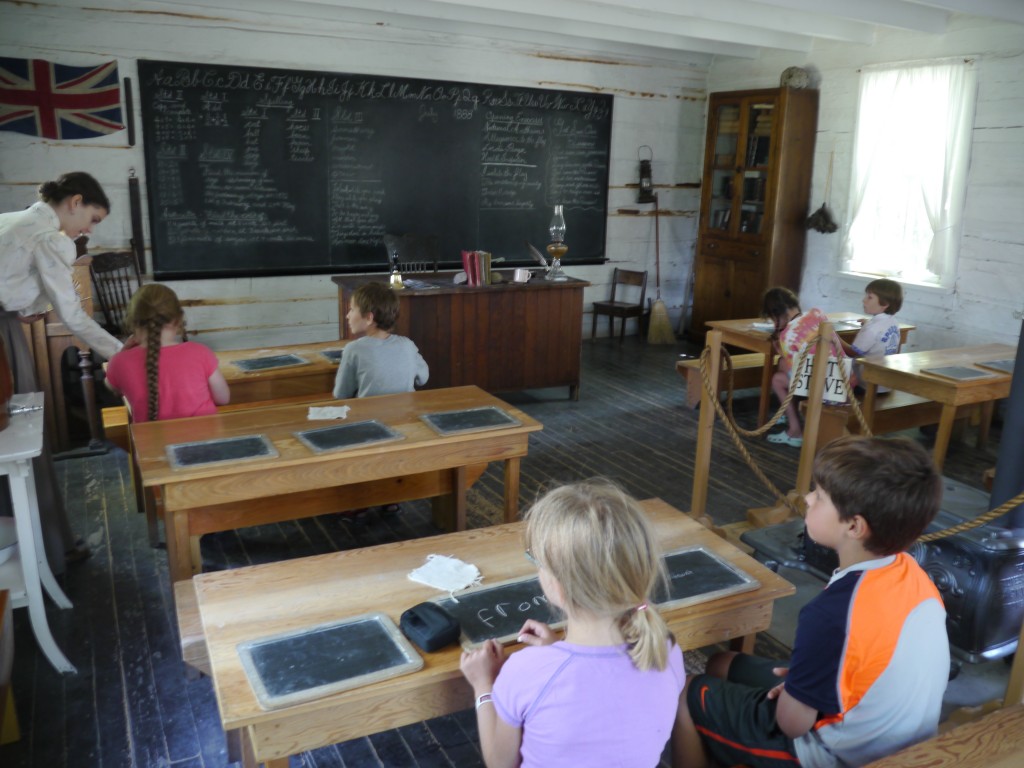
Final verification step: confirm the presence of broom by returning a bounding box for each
[647,194,675,343]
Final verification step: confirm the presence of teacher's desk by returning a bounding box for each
[332,273,589,400]
[132,386,542,583]
[181,497,794,768]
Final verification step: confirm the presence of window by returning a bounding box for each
[841,59,977,288]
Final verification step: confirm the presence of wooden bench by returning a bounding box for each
[863,704,1024,767]
[677,352,765,409]
[805,391,979,450]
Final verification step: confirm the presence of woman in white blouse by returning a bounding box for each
[1,172,125,572]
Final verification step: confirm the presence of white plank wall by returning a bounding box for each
[2,5,1022,350]
[0,1,706,347]
[709,14,1024,351]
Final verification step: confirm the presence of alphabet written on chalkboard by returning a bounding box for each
[138,60,613,279]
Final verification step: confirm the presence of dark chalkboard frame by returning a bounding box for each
[232,353,311,373]
[166,433,278,469]
[137,60,614,280]
[238,612,423,710]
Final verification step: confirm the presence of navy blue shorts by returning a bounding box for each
[687,654,801,768]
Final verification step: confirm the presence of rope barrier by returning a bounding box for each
[698,334,1024,542]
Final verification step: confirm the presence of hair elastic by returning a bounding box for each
[636,602,648,612]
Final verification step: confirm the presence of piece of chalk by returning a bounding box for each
[517,635,526,643]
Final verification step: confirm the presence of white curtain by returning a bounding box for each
[842,60,977,287]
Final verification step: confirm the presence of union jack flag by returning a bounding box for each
[0,57,124,140]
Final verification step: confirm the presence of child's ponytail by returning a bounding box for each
[144,315,162,421]
[620,601,672,672]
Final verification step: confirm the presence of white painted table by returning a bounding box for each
[0,392,75,673]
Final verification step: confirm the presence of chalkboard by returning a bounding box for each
[652,546,759,610]
[232,353,310,372]
[438,546,758,648]
[238,613,423,709]
[420,406,519,435]
[167,434,277,469]
[921,366,996,381]
[137,60,613,279]
[295,420,403,453]
[975,359,1014,374]
[435,577,564,648]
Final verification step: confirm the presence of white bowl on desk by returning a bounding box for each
[0,518,17,566]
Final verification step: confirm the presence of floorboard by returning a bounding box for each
[0,336,1003,766]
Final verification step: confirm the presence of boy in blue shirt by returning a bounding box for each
[673,436,948,768]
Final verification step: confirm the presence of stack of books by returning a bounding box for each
[461,250,493,286]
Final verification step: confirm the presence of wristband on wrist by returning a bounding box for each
[475,692,493,710]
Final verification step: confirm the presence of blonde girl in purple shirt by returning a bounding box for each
[459,480,686,768]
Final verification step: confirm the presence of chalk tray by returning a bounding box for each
[232,353,311,372]
[238,612,423,709]
[420,406,520,436]
[166,434,278,469]
[294,420,404,453]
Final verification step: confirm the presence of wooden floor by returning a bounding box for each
[1,336,1002,767]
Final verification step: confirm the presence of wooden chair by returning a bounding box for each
[383,233,440,274]
[591,268,648,341]
[89,250,142,337]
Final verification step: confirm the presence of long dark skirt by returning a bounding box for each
[1,310,76,575]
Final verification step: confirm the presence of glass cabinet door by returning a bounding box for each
[705,96,776,238]
[737,99,775,237]
[707,101,740,234]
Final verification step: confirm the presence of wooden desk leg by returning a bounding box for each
[165,501,192,582]
[757,358,773,427]
[730,634,756,654]
[503,457,521,524]
[932,404,958,473]
[9,461,75,673]
[977,401,995,448]
[454,465,468,531]
[862,382,878,433]
[569,383,580,401]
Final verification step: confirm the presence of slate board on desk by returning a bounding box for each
[975,359,1015,374]
[295,420,403,453]
[238,613,423,710]
[319,349,345,364]
[435,577,563,648]
[652,546,758,610]
[166,434,277,469]
[921,366,997,381]
[232,353,310,372]
[439,546,757,648]
[420,406,520,435]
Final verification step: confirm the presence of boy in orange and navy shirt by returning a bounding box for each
[672,436,948,768]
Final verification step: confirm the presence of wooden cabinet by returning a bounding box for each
[688,87,818,341]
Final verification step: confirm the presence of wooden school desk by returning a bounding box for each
[132,386,542,582]
[183,497,794,768]
[705,315,916,426]
[858,343,1014,472]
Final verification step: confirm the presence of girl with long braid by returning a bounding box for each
[106,284,229,422]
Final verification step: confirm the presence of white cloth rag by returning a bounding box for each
[408,554,482,599]
[308,405,350,420]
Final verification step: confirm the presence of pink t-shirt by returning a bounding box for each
[106,341,220,422]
